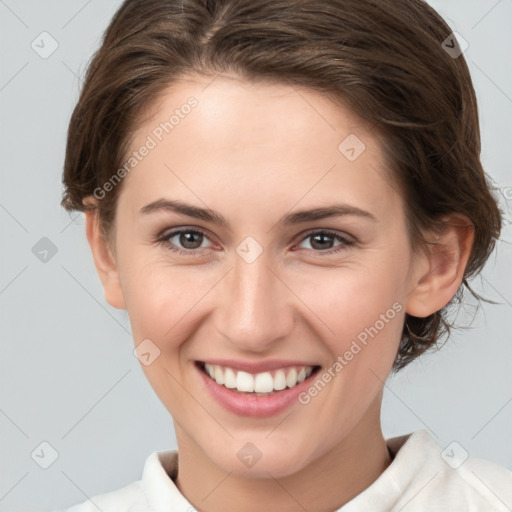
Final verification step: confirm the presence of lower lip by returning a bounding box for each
[196,362,320,418]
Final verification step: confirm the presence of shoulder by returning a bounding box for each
[388,430,512,511]
[56,480,144,512]
[448,453,512,509]
[56,450,176,512]
[53,450,177,512]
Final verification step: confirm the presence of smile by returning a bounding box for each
[197,361,321,395]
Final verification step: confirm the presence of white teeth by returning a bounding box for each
[236,371,254,392]
[286,368,297,388]
[202,363,316,394]
[273,370,287,391]
[224,367,236,388]
[214,365,224,385]
[254,372,274,393]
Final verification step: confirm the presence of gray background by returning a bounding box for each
[0,1,511,510]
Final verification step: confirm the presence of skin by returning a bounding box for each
[83,74,474,512]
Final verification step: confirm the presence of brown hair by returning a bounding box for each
[61,0,502,371]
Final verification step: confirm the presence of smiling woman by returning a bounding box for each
[59,0,511,511]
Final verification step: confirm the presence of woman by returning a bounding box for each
[59,0,511,510]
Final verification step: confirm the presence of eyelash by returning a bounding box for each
[155,227,356,257]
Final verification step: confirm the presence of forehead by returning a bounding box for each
[119,74,403,225]
[135,74,368,156]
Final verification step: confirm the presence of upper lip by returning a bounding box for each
[197,359,320,374]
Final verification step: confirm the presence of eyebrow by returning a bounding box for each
[139,198,377,227]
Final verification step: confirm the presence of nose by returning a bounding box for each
[213,247,294,354]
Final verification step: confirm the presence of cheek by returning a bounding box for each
[120,255,218,351]
[297,258,406,352]
[122,262,212,405]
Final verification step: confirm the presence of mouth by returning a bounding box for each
[195,361,322,396]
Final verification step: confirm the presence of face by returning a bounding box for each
[95,74,428,478]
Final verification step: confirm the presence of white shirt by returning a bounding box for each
[58,429,512,511]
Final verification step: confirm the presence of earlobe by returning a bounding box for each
[83,198,127,310]
[405,214,474,318]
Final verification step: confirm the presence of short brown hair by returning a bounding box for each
[61,0,502,371]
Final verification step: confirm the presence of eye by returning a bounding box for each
[156,227,355,257]
[156,227,214,256]
[295,229,355,255]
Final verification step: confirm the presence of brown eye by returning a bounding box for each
[157,228,213,255]
[175,231,204,249]
[297,230,355,254]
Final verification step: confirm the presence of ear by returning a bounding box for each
[83,196,127,310]
[405,214,474,317]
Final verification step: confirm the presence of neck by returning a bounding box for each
[174,398,391,512]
